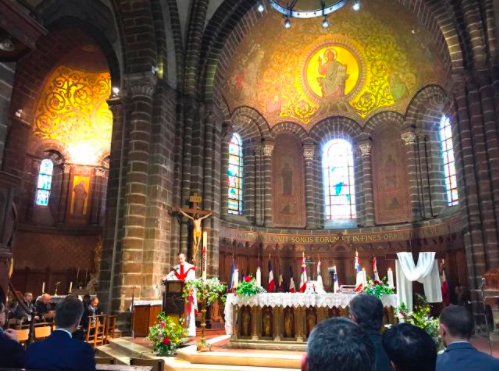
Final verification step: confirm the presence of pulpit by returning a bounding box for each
[162,280,185,321]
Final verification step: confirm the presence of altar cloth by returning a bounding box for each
[224,293,398,335]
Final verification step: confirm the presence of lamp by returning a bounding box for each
[260,0,360,28]
[0,37,15,52]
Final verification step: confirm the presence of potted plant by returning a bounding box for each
[363,277,394,298]
[147,313,187,356]
[235,275,267,297]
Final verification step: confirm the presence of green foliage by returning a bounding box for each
[363,277,394,298]
[235,276,267,297]
[183,278,227,306]
[398,294,440,346]
[147,313,186,356]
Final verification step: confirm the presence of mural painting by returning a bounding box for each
[69,175,91,218]
[272,133,306,227]
[372,127,411,224]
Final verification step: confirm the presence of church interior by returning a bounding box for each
[1,0,499,369]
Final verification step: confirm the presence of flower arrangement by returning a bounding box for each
[397,294,440,346]
[363,277,394,298]
[183,277,227,305]
[235,275,267,297]
[147,313,187,356]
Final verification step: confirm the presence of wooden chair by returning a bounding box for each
[130,358,165,371]
[85,314,106,349]
[34,325,52,341]
[16,328,30,348]
[95,357,116,365]
[7,318,23,329]
[104,315,117,344]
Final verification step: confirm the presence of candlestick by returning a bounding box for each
[387,268,394,289]
[202,232,207,281]
[41,282,45,294]
[68,281,73,294]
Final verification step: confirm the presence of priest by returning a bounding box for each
[163,253,197,337]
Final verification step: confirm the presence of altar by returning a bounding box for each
[225,293,398,350]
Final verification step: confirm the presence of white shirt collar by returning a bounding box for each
[54,328,73,338]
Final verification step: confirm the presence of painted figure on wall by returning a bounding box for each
[73,180,88,216]
[281,163,293,196]
[384,154,398,191]
[317,49,348,98]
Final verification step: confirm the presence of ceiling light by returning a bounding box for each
[0,37,15,52]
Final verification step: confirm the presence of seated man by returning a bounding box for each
[36,293,54,320]
[437,305,499,371]
[350,294,393,371]
[25,296,96,371]
[383,323,437,371]
[0,301,24,368]
[302,317,375,371]
[81,297,100,330]
[14,292,35,322]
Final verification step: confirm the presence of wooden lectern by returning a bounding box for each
[163,280,185,324]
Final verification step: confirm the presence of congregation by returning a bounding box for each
[1,293,498,370]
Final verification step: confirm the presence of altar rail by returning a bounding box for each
[225,293,398,350]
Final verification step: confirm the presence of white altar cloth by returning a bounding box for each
[224,293,398,335]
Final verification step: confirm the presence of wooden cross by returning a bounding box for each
[172,193,211,217]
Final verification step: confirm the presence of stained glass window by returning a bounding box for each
[36,159,54,206]
[228,133,243,215]
[323,139,356,220]
[439,115,459,206]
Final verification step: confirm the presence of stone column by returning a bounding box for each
[254,145,264,226]
[303,141,316,229]
[90,167,105,225]
[56,164,71,224]
[119,72,157,305]
[358,139,374,227]
[262,141,274,227]
[244,144,256,224]
[220,129,232,218]
[401,128,421,222]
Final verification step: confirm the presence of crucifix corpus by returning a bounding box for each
[173,193,212,264]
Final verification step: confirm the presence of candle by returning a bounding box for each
[68,282,73,293]
[387,268,394,288]
[233,269,239,288]
[362,268,367,287]
[333,265,339,293]
[41,282,45,294]
[202,231,208,281]
[256,266,261,287]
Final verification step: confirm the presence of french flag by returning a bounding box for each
[268,260,275,292]
[355,250,363,292]
[332,265,339,293]
[228,258,236,291]
[372,256,380,282]
[300,253,308,293]
[289,266,296,293]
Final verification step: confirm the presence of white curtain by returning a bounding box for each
[396,252,442,311]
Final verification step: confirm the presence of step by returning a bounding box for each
[95,345,131,365]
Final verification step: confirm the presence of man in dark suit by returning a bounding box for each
[25,296,96,371]
[35,293,54,320]
[14,292,35,321]
[351,294,394,371]
[0,301,24,368]
[437,305,499,371]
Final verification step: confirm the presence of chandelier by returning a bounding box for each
[257,0,360,28]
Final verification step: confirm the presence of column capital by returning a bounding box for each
[358,142,372,157]
[303,142,316,162]
[124,72,158,98]
[401,131,417,146]
[254,145,264,156]
[262,141,274,157]
[106,96,122,113]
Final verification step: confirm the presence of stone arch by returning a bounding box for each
[364,111,405,137]
[231,106,271,142]
[32,141,71,164]
[200,0,464,102]
[271,122,309,142]
[309,116,363,147]
[405,85,449,128]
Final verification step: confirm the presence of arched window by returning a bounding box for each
[323,139,356,220]
[439,115,459,206]
[36,159,54,206]
[228,133,243,215]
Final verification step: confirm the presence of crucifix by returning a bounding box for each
[173,193,212,264]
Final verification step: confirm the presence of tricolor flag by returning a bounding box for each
[228,259,236,291]
[316,260,324,290]
[268,260,275,292]
[289,266,296,293]
[372,256,380,282]
[300,252,308,293]
[332,265,339,293]
[355,250,363,292]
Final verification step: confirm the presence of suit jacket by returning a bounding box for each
[14,300,34,320]
[367,329,394,371]
[0,332,24,368]
[437,342,499,371]
[25,330,96,371]
[36,300,52,316]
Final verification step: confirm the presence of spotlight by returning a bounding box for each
[322,16,329,28]
[112,87,120,96]
[352,0,360,11]
[284,17,291,29]
[257,1,264,12]
[0,37,15,52]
